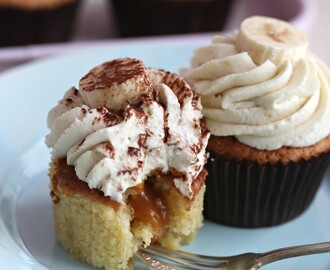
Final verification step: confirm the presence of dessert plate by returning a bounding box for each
[1,40,330,270]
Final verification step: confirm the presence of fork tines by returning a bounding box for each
[138,245,228,270]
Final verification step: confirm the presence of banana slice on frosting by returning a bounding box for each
[236,16,308,66]
[79,58,153,111]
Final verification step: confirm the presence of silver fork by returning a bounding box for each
[136,241,330,270]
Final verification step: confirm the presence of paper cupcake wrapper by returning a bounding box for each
[0,1,80,47]
[204,153,330,228]
[111,0,233,37]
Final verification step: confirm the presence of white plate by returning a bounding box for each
[1,40,330,270]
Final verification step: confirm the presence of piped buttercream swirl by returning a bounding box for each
[183,35,330,150]
[46,59,209,203]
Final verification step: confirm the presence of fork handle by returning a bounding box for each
[255,241,330,269]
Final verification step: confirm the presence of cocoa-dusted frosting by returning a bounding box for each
[80,58,152,91]
[46,58,209,203]
[79,58,154,111]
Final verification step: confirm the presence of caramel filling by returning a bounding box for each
[128,181,168,241]
[52,159,206,240]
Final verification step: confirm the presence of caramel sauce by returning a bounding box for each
[128,182,168,241]
[53,159,207,240]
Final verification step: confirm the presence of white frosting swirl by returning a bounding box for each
[183,35,330,150]
[46,75,209,203]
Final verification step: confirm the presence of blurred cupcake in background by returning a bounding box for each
[111,0,236,37]
[0,0,81,47]
[182,16,330,228]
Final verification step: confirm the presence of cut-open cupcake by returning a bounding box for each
[46,58,209,269]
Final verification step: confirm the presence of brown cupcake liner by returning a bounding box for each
[111,0,234,37]
[204,152,330,228]
[0,1,80,47]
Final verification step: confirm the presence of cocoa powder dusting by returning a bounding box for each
[163,112,170,143]
[127,147,140,156]
[96,107,122,126]
[81,107,87,114]
[104,112,122,126]
[103,142,115,158]
[191,92,200,109]
[92,116,102,126]
[125,104,146,120]
[138,133,148,147]
[119,167,140,177]
[80,58,150,92]
[160,71,193,107]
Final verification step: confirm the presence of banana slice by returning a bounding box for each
[79,58,153,111]
[236,16,308,66]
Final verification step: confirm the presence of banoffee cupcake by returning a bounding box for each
[0,0,80,47]
[182,16,330,227]
[45,58,209,269]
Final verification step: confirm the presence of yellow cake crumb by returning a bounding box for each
[50,159,205,270]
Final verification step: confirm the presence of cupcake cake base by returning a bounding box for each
[50,159,206,269]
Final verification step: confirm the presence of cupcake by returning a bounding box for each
[0,0,80,47]
[182,16,330,227]
[111,0,235,37]
[46,58,209,269]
